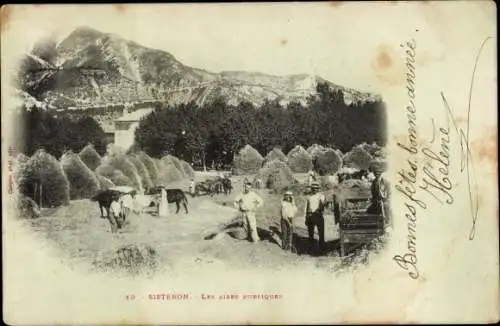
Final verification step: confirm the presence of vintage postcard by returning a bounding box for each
[2,2,498,325]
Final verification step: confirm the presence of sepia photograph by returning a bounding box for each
[2,2,498,325]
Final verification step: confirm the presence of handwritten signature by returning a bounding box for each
[439,36,493,240]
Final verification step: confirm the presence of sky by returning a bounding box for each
[2,2,496,97]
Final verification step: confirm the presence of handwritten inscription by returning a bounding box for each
[394,36,491,279]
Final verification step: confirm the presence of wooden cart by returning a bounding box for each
[338,195,385,257]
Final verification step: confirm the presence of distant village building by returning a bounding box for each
[113,108,154,151]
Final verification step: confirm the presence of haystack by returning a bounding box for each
[344,145,374,170]
[262,148,287,166]
[307,144,327,159]
[156,158,184,184]
[255,159,296,190]
[181,160,195,178]
[16,195,41,219]
[314,149,343,176]
[137,151,159,185]
[18,149,70,207]
[128,155,153,189]
[163,155,186,178]
[233,145,264,175]
[78,144,102,171]
[60,151,100,199]
[96,175,115,190]
[106,154,143,191]
[360,142,382,157]
[13,153,30,195]
[96,163,134,187]
[287,145,313,173]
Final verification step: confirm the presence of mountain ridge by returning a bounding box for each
[17,26,381,110]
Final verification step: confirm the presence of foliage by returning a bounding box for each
[15,106,108,158]
[60,151,100,199]
[135,83,387,167]
[18,149,70,207]
[78,144,102,171]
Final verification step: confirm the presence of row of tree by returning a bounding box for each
[135,82,387,167]
[13,106,108,158]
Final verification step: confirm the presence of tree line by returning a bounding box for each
[135,82,387,167]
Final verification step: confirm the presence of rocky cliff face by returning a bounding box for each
[16,26,380,110]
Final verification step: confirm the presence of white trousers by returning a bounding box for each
[242,211,260,242]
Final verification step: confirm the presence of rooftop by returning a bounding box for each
[116,108,154,122]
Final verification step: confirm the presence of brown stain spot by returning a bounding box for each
[371,44,405,86]
[329,1,343,8]
[114,4,127,13]
[0,5,14,33]
[280,38,288,46]
[471,128,497,166]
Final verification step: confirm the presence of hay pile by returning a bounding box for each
[233,145,264,175]
[156,157,184,184]
[360,142,382,157]
[181,160,195,178]
[13,153,30,196]
[16,195,41,219]
[96,175,115,190]
[287,145,313,173]
[262,148,287,166]
[344,145,374,170]
[60,151,100,199]
[255,160,296,190]
[162,155,186,178]
[128,155,153,189]
[105,154,142,191]
[307,144,327,159]
[96,164,134,187]
[78,144,102,171]
[18,149,70,207]
[314,149,343,176]
[137,151,159,185]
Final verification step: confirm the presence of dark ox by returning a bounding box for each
[91,189,124,219]
[144,187,189,214]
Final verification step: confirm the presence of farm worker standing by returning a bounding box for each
[281,190,298,251]
[366,161,388,219]
[305,182,326,254]
[234,181,263,242]
[189,178,196,196]
[158,187,169,218]
[109,198,125,233]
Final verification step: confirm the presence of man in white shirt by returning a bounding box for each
[234,181,263,242]
[306,182,326,254]
[281,190,298,251]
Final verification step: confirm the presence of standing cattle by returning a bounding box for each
[144,187,189,214]
[222,178,233,195]
[91,189,124,219]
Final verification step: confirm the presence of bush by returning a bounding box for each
[233,145,264,175]
[128,155,153,189]
[137,151,159,185]
[19,149,70,207]
[60,151,100,199]
[262,148,287,166]
[344,145,374,170]
[287,145,313,173]
[314,149,343,176]
[106,154,143,191]
[255,160,296,190]
[96,174,115,190]
[156,158,184,184]
[78,144,102,171]
[181,160,195,178]
[96,163,134,187]
[307,144,327,159]
[360,142,382,157]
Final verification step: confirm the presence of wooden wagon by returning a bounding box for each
[338,195,385,257]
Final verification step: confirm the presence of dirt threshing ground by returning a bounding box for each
[19,171,375,276]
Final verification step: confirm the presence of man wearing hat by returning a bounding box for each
[234,181,264,242]
[367,160,389,222]
[281,190,298,251]
[306,182,327,254]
